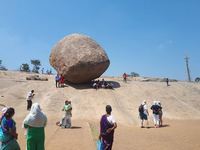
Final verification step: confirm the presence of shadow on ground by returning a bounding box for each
[66,81,121,90]
[145,124,170,129]
[70,126,82,129]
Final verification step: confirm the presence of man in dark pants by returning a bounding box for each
[55,74,60,88]
[26,90,35,110]
[166,78,169,86]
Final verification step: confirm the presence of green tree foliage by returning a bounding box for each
[46,68,53,75]
[130,72,140,77]
[20,63,30,72]
[31,59,41,73]
[195,77,200,82]
[0,60,7,71]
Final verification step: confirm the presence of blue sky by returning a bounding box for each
[0,0,200,80]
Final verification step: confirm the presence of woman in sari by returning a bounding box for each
[0,107,20,150]
[99,105,117,150]
[23,103,47,150]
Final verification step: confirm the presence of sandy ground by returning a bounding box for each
[0,71,200,150]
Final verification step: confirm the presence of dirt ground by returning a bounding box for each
[0,71,200,150]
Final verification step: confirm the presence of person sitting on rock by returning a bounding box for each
[106,82,114,89]
[93,80,100,90]
[101,79,106,88]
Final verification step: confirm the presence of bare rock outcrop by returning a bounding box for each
[49,33,110,83]
[26,75,48,81]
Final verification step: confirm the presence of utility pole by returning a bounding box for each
[185,56,191,82]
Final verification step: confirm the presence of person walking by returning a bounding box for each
[157,101,163,127]
[166,78,169,86]
[23,103,47,150]
[139,100,149,128]
[123,73,127,82]
[0,107,20,150]
[26,90,35,111]
[99,105,117,150]
[151,101,162,128]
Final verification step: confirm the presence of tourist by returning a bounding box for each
[166,78,169,86]
[99,105,117,150]
[151,101,162,128]
[138,100,149,128]
[55,74,60,88]
[57,100,72,128]
[92,80,100,90]
[23,103,47,150]
[26,90,35,111]
[123,73,127,82]
[59,74,65,87]
[101,79,106,88]
[157,101,163,127]
[0,107,20,150]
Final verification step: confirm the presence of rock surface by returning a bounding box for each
[26,75,48,81]
[49,33,110,83]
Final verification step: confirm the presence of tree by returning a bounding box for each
[195,77,200,82]
[130,72,140,77]
[0,60,7,71]
[46,68,53,75]
[41,68,44,74]
[20,63,30,72]
[31,59,41,73]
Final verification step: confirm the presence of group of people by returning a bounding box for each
[1,86,164,150]
[55,74,65,88]
[139,100,163,128]
[0,103,47,150]
[92,79,113,90]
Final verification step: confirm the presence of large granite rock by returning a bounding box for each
[49,33,110,83]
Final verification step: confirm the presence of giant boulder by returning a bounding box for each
[49,33,110,83]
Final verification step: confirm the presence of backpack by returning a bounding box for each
[138,104,144,113]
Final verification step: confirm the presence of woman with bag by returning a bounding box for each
[99,105,117,150]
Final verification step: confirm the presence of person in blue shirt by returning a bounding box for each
[55,74,60,88]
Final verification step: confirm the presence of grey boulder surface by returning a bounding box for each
[49,33,110,83]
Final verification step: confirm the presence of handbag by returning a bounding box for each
[96,139,103,150]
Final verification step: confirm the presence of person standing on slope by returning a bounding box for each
[26,90,35,111]
[99,105,117,150]
[139,100,149,128]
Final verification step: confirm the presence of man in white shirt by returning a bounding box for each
[26,90,35,110]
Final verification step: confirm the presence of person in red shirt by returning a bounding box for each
[59,75,65,87]
[123,73,127,82]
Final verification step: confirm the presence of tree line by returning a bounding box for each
[0,59,53,74]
